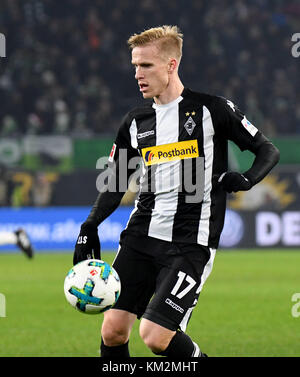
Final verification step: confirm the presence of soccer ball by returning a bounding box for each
[64,259,121,314]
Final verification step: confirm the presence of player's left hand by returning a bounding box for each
[216,172,252,193]
[73,221,101,265]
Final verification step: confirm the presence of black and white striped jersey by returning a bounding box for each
[108,88,264,248]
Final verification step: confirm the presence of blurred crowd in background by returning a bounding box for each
[0,0,299,137]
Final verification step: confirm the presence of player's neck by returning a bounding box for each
[153,78,184,105]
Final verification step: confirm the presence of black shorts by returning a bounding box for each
[112,232,216,331]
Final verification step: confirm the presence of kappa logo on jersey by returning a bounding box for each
[226,99,236,112]
[142,140,199,166]
[241,116,258,137]
[137,130,155,139]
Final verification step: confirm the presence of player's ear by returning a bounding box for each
[168,58,177,74]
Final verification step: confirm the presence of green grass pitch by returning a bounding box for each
[0,250,299,357]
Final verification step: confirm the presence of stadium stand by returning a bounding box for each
[0,0,299,136]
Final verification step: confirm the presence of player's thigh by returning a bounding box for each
[143,247,213,331]
[103,308,137,331]
[111,242,157,318]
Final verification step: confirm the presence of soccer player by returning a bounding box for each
[73,25,279,357]
[0,229,34,258]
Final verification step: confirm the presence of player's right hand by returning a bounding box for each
[73,221,101,265]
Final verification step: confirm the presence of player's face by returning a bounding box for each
[131,43,170,100]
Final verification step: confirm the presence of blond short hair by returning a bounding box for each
[127,25,183,62]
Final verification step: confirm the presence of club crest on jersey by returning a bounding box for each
[184,116,196,136]
[142,140,199,166]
